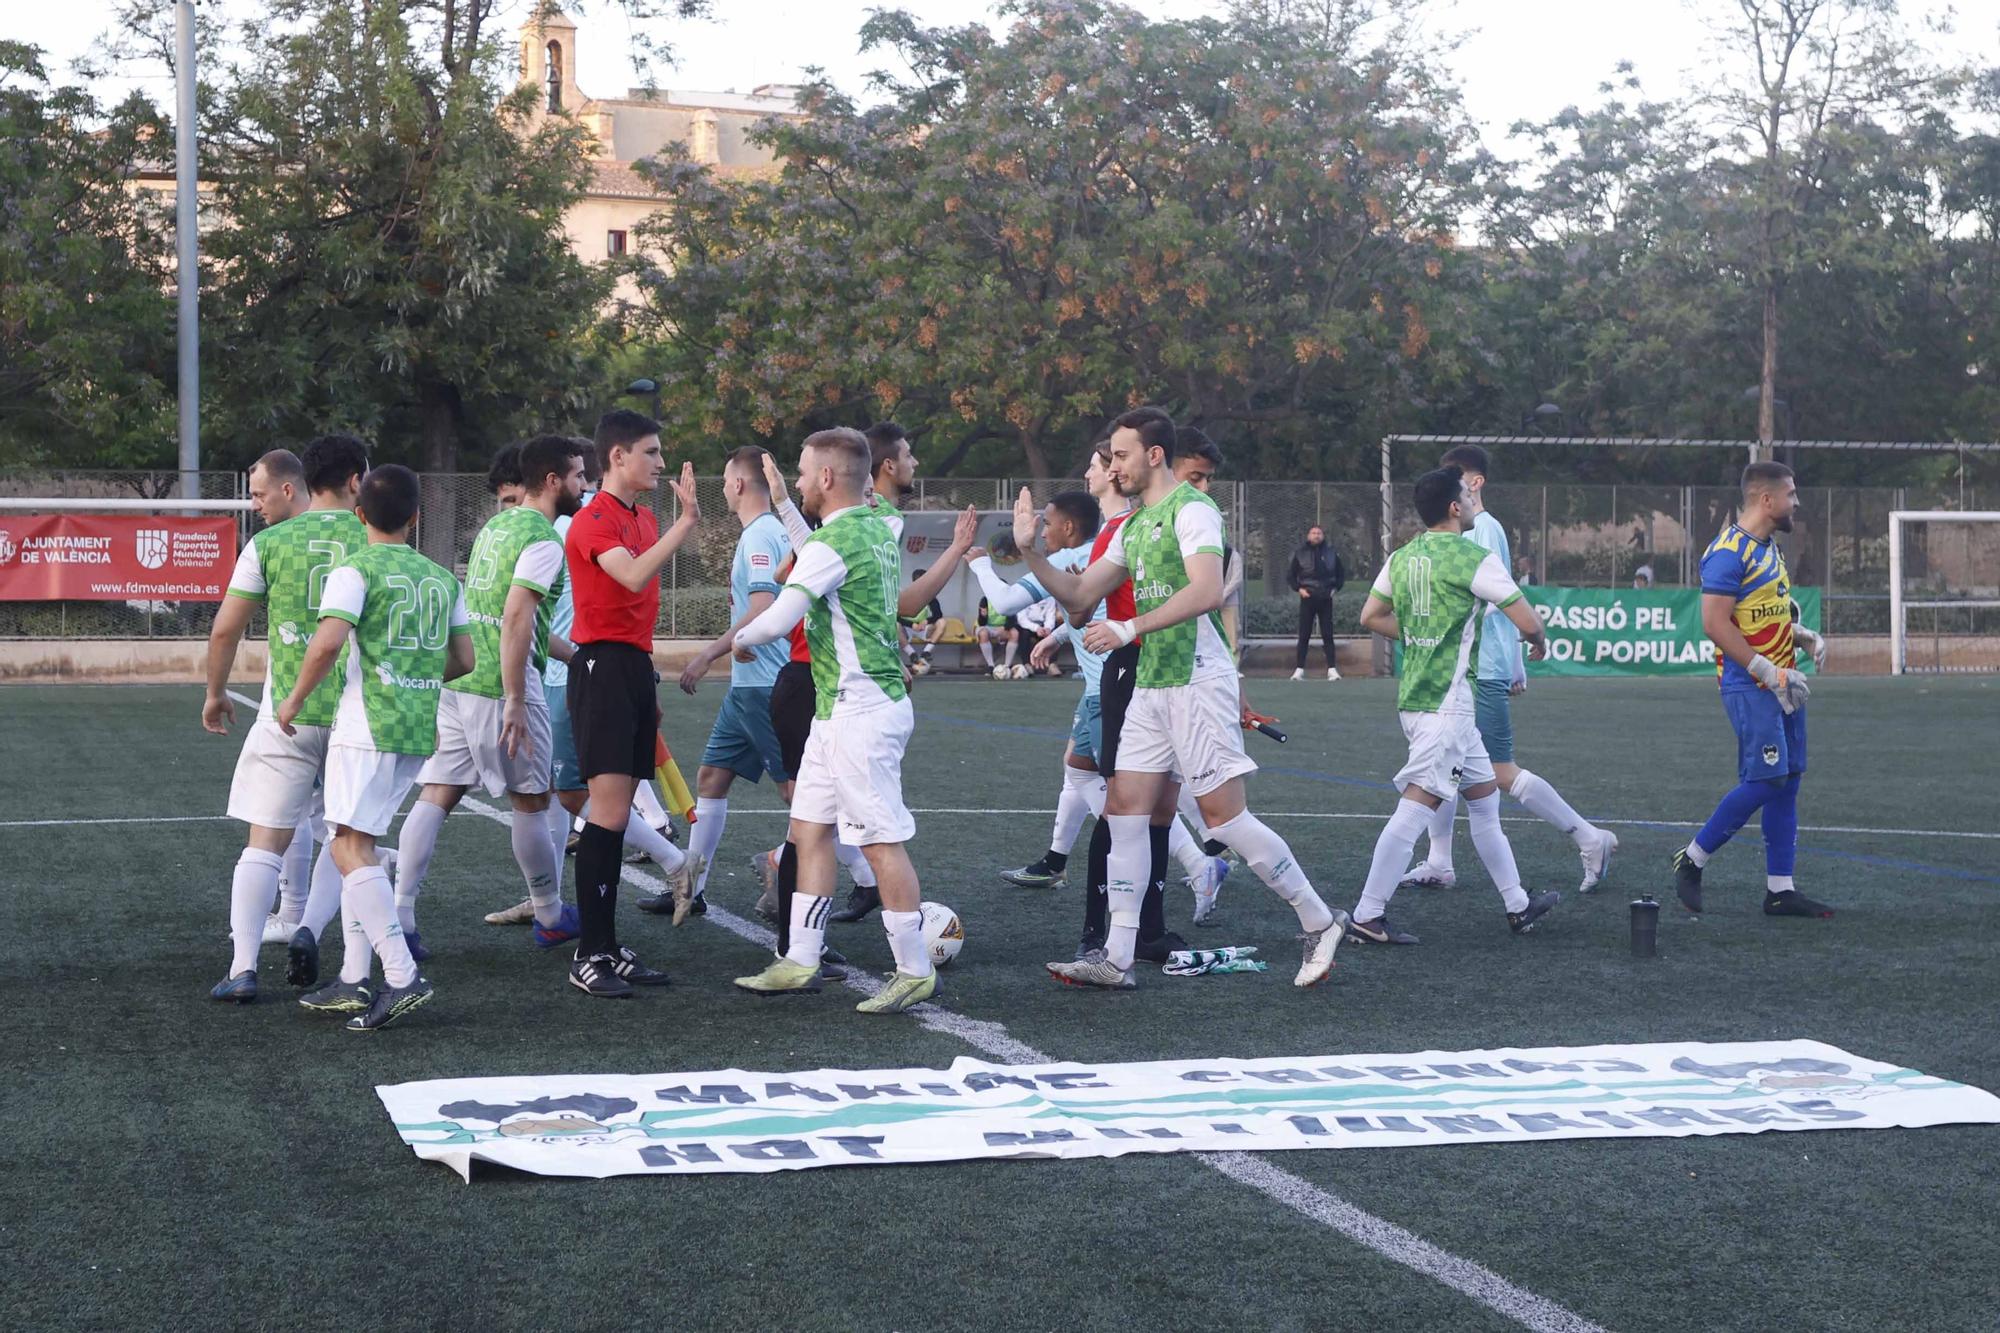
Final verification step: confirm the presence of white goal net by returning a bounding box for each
[1890,510,2000,674]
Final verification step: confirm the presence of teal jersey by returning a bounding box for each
[787,505,907,720]
[450,505,565,701]
[319,542,471,755]
[225,507,367,727]
[1103,482,1234,688]
[1468,511,1522,683]
[1368,529,1523,713]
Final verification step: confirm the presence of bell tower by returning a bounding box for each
[520,7,582,115]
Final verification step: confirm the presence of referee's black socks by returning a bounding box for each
[575,822,626,958]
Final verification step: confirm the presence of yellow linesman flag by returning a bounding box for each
[653,732,696,824]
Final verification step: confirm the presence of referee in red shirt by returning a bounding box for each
[562,409,700,998]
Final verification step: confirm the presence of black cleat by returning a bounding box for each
[298,978,372,1013]
[1764,889,1834,919]
[209,970,257,1004]
[344,977,433,1032]
[1346,915,1420,945]
[634,891,674,915]
[569,956,633,999]
[1075,932,1106,961]
[285,927,320,988]
[828,882,881,924]
[1672,848,1704,914]
[1134,930,1190,964]
[610,946,671,986]
[1507,890,1561,934]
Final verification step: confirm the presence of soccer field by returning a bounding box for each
[3,675,1996,1331]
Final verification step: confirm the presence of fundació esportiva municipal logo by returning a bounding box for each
[135,528,170,570]
[0,530,16,566]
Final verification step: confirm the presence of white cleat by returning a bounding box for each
[484,897,536,925]
[1578,829,1619,894]
[668,851,706,926]
[1187,856,1227,926]
[1327,667,1341,681]
[261,914,297,946]
[1295,910,1350,987]
[1047,950,1136,989]
[1397,864,1456,890]
[1289,668,1304,681]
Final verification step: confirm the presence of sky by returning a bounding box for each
[15,0,1998,164]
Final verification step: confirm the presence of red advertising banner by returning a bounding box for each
[0,514,238,601]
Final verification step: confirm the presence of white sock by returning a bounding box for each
[1423,796,1457,874]
[622,813,687,872]
[687,797,727,895]
[394,800,447,934]
[979,639,994,667]
[1050,766,1102,855]
[835,837,877,887]
[1208,809,1334,932]
[338,898,373,984]
[302,842,343,939]
[1356,799,1432,922]
[1767,874,1794,894]
[784,892,830,968]
[1683,838,1711,868]
[632,779,670,830]
[1003,638,1018,669]
[1508,769,1596,846]
[512,808,565,927]
[882,908,935,978]
[1466,792,1529,914]
[1166,816,1208,882]
[546,800,572,872]
[1103,813,1151,971]
[345,864,418,989]
[228,848,285,975]
[278,817,314,924]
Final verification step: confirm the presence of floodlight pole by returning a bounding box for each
[175,0,200,500]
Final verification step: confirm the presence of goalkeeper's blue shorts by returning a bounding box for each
[1723,688,1807,784]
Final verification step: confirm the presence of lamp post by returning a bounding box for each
[1520,401,1564,436]
[174,0,200,499]
[625,377,661,421]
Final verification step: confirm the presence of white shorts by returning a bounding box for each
[790,699,916,846]
[417,690,552,797]
[1393,708,1496,801]
[226,717,330,830]
[324,744,426,837]
[1116,675,1256,798]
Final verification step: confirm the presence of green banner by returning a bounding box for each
[1522,586,1820,677]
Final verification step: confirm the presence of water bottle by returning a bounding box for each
[1630,895,1659,958]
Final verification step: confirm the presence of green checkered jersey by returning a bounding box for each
[448,506,565,701]
[225,507,367,727]
[1368,529,1524,713]
[319,542,471,755]
[787,504,908,719]
[1106,482,1235,688]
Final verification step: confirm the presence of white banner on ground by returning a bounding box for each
[376,1040,2000,1182]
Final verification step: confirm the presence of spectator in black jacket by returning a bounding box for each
[1287,525,1344,680]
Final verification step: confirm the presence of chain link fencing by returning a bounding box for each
[1,470,1981,646]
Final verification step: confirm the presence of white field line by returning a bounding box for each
[455,791,1606,1333]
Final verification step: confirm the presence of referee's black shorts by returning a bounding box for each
[770,660,816,780]
[567,641,659,781]
[1096,642,1141,776]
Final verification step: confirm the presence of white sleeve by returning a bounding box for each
[775,499,814,550]
[1174,503,1225,557]
[511,539,563,594]
[318,564,366,622]
[968,555,1038,615]
[1469,552,1522,607]
[1099,521,1129,569]
[784,539,848,599]
[226,540,266,600]
[1367,561,1393,600]
[449,587,471,633]
[734,586,812,648]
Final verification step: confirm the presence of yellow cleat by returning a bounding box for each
[733,957,822,996]
[855,969,937,1014]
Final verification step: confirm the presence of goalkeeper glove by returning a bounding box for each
[1748,654,1806,715]
[1794,625,1827,671]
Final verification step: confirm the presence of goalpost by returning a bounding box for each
[1889,510,2000,675]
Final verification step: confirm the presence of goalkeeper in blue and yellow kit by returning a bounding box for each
[1672,461,1832,919]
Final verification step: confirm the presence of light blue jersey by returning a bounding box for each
[1469,509,1522,683]
[1022,545,1105,694]
[543,506,580,690]
[730,511,792,687]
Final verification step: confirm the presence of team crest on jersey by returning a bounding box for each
[1450,765,1465,786]
[1762,744,1780,766]
[277,621,302,646]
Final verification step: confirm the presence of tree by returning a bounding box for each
[0,42,176,470]
[628,0,1493,479]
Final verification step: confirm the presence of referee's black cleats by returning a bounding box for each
[829,883,881,924]
[1764,888,1834,918]
[1133,930,1190,964]
[569,956,633,999]
[610,946,671,986]
[1506,890,1561,934]
[1672,849,1704,914]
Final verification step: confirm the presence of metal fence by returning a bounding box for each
[0,470,1984,641]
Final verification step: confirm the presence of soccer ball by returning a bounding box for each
[1010,663,1030,680]
[992,664,1009,679]
[910,657,931,675]
[918,901,964,966]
